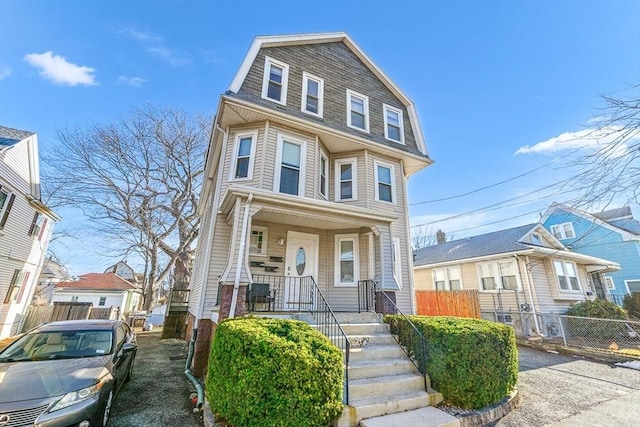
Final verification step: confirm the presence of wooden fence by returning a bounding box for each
[17,303,118,334]
[415,290,481,319]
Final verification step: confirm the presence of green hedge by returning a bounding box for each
[566,299,628,319]
[624,293,640,319]
[386,315,518,409]
[206,317,343,427]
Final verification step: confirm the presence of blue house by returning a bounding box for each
[541,203,640,305]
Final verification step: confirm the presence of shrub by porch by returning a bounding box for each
[386,315,518,409]
[206,317,343,427]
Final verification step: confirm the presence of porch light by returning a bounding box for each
[277,238,285,246]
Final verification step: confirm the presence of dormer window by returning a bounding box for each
[302,72,324,117]
[261,56,289,105]
[383,104,404,143]
[551,222,575,240]
[346,89,369,132]
[531,233,542,245]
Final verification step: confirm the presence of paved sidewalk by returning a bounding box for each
[107,329,203,427]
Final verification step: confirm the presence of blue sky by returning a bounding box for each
[1,0,639,275]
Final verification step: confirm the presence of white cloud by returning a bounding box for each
[0,63,11,80]
[119,27,191,67]
[515,126,637,158]
[117,76,147,86]
[24,51,97,86]
[119,29,164,44]
[146,46,191,66]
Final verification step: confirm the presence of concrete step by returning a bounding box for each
[348,390,432,423]
[348,344,405,361]
[359,406,460,427]
[348,357,417,380]
[326,333,396,348]
[341,323,389,335]
[333,312,382,324]
[349,373,425,400]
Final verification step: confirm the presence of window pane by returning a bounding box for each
[563,224,574,238]
[435,281,446,291]
[296,247,306,275]
[238,137,252,156]
[351,112,365,129]
[307,79,318,97]
[450,280,462,291]
[320,175,326,196]
[448,268,460,281]
[282,142,300,167]
[434,270,445,281]
[267,83,281,100]
[565,262,577,277]
[387,125,400,141]
[340,240,354,261]
[502,276,518,290]
[306,96,318,113]
[482,277,497,290]
[340,240,354,282]
[340,182,352,199]
[351,97,364,114]
[340,163,352,180]
[235,158,249,178]
[387,110,399,126]
[378,183,392,202]
[569,277,580,291]
[0,191,7,209]
[377,165,391,184]
[250,230,263,254]
[558,275,569,290]
[627,280,640,293]
[279,167,299,195]
[269,65,282,83]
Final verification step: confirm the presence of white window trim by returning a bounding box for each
[433,266,463,291]
[604,276,615,291]
[624,279,640,294]
[392,238,402,289]
[319,151,328,200]
[334,157,358,201]
[301,71,324,118]
[383,104,405,143]
[346,89,370,133]
[477,259,522,292]
[374,160,396,205]
[553,259,582,293]
[249,225,269,257]
[261,56,289,106]
[0,187,11,219]
[273,133,306,197]
[551,222,576,240]
[229,131,258,182]
[335,233,359,287]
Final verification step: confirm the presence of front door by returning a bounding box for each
[284,231,319,310]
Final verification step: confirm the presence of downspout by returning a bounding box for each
[184,123,226,411]
[228,193,253,319]
[517,254,542,335]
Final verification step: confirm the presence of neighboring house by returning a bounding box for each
[33,257,72,305]
[541,203,640,305]
[0,126,59,338]
[187,32,432,374]
[53,272,143,316]
[413,223,619,330]
[104,260,142,286]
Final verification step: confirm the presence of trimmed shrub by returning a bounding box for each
[623,293,640,319]
[566,299,628,319]
[206,317,343,427]
[386,315,518,409]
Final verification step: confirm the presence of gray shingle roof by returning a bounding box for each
[593,206,632,221]
[0,125,34,148]
[413,223,537,266]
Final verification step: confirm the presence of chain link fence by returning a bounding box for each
[482,310,640,354]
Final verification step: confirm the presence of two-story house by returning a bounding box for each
[0,126,59,338]
[187,33,432,375]
[541,203,640,305]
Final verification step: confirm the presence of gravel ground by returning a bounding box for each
[107,329,203,427]
[494,346,640,427]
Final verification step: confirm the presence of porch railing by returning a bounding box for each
[358,279,429,390]
[249,275,315,312]
[307,276,351,405]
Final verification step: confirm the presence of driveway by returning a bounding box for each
[107,329,203,427]
[495,346,640,427]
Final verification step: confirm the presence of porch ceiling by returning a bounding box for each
[254,207,367,230]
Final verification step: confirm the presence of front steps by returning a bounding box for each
[298,312,449,427]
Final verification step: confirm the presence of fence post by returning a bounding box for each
[556,314,567,346]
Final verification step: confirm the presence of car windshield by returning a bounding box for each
[0,329,113,362]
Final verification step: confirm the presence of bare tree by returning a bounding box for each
[411,227,454,250]
[43,105,210,311]
[566,84,640,209]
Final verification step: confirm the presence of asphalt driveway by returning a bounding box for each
[107,329,203,427]
[495,346,640,427]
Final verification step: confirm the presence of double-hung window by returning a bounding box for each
[301,72,324,117]
[335,234,359,286]
[478,260,520,291]
[28,212,47,240]
[261,56,289,105]
[375,161,395,203]
[433,266,462,291]
[498,261,518,290]
[551,222,575,240]
[4,270,26,304]
[231,132,257,181]
[346,89,369,132]
[319,153,328,199]
[275,135,305,196]
[99,297,107,306]
[554,260,581,292]
[249,226,268,256]
[0,185,15,230]
[335,158,357,201]
[383,104,404,143]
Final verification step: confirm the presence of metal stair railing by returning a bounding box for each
[358,279,429,390]
[309,277,351,405]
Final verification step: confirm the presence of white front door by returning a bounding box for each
[283,231,319,310]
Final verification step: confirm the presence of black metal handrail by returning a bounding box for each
[358,279,428,390]
[308,276,351,405]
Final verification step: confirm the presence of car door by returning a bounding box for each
[113,324,131,388]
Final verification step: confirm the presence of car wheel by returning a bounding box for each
[101,388,114,427]
[125,357,135,383]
